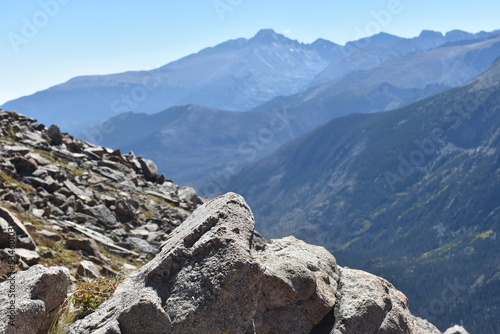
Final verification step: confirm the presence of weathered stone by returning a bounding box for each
[14,248,40,266]
[63,180,93,202]
[24,176,60,193]
[178,186,204,205]
[138,157,159,181]
[66,238,101,257]
[37,230,62,241]
[0,265,71,334]
[69,193,263,334]
[443,325,470,334]
[12,188,31,208]
[114,199,136,217]
[102,195,117,207]
[10,156,37,176]
[64,137,84,153]
[255,236,339,334]
[26,152,51,165]
[0,145,31,155]
[0,206,37,250]
[84,204,118,228]
[125,236,158,254]
[322,267,441,334]
[76,260,101,279]
[46,125,63,145]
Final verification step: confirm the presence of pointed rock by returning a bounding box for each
[69,193,263,333]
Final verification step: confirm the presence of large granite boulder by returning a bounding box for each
[255,236,340,333]
[69,193,440,334]
[319,267,441,334]
[0,265,71,334]
[69,192,263,333]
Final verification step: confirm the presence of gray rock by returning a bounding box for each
[69,193,263,334]
[255,236,340,334]
[178,186,203,205]
[68,192,440,334]
[138,157,159,181]
[24,176,60,193]
[114,199,136,217]
[76,260,101,279]
[125,236,158,254]
[10,156,38,176]
[84,204,118,228]
[0,206,37,250]
[0,145,31,155]
[443,325,470,334]
[0,265,71,334]
[46,125,63,145]
[14,248,40,266]
[26,152,52,166]
[37,229,62,241]
[325,267,441,334]
[66,238,101,257]
[63,180,93,202]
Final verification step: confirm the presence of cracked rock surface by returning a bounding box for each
[69,193,441,334]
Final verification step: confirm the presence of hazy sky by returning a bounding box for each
[1,0,500,105]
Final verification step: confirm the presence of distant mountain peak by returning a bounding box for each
[252,29,285,43]
[312,38,340,47]
[419,30,444,39]
[369,32,402,43]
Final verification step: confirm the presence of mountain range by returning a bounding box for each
[4,29,499,135]
[225,58,500,334]
[77,30,500,192]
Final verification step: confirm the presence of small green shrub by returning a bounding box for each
[72,276,121,318]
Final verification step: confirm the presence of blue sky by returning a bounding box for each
[1,0,500,105]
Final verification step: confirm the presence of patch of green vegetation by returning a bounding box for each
[69,165,86,177]
[354,220,372,235]
[0,171,35,193]
[474,229,494,240]
[49,276,122,332]
[419,240,464,261]
[72,276,122,319]
[0,135,14,143]
[5,127,16,138]
[336,237,360,252]
[47,303,78,334]
[139,206,155,220]
[39,242,83,268]
[34,148,59,164]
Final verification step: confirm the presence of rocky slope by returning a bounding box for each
[225,57,500,333]
[0,109,203,278]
